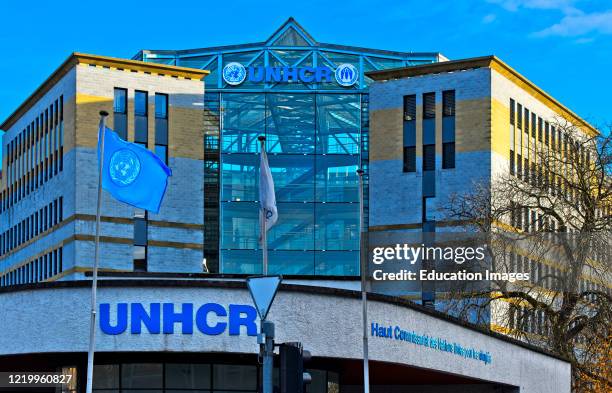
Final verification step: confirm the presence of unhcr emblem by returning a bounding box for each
[109,149,141,186]
[335,63,358,87]
[222,62,247,85]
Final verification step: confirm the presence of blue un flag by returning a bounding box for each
[97,125,171,213]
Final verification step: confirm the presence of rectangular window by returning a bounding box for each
[134,209,148,272]
[403,94,417,172]
[423,144,435,171]
[134,90,148,145]
[423,92,436,119]
[155,93,168,119]
[544,121,550,146]
[517,103,523,129]
[155,93,169,164]
[135,91,147,116]
[510,99,515,125]
[113,88,128,140]
[442,142,455,169]
[403,95,416,121]
[403,146,416,172]
[524,108,530,134]
[538,117,543,142]
[442,90,455,117]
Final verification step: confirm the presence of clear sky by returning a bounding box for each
[1,0,610,161]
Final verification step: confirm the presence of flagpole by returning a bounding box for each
[357,169,370,393]
[86,110,108,393]
[258,135,268,276]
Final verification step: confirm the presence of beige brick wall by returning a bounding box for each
[370,108,403,162]
[74,64,205,160]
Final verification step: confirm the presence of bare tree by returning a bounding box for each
[443,119,612,391]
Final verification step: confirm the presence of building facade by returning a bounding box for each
[367,56,610,336]
[0,20,587,393]
[0,53,207,284]
[135,18,444,275]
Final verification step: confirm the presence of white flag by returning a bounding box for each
[259,147,278,232]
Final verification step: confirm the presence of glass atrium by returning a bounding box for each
[136,18,442,276]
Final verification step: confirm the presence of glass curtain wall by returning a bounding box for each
[220,93,361,275]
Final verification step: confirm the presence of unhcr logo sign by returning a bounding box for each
[222,62,359,86]
[99,302,258,336]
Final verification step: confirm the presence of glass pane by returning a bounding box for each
[135,91,147,116]
[155,94,167,119]
[221,249,262,274]
[268,203,314,250]
[269,250,314,275]
[266,94,315,154]
[315,251,359,276]
[221,154,314,203]
[121,364,163,388]
[212,365,257,390]
[315,155,359,202]
[165,363,211,389]
[93,365,119,389]
[316,94,360,154]
[272,27,310,46]
[221,154,257,201]
[177,55,215,69]
[220,202,259,249]
[113,89,126,113]
[222,94,264,153]
[269,154,314,202]
[315,203,359,250]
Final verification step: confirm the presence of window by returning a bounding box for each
[403,94,416,172]
[510,99,515,125]
[538,117,543,142]
[155,93,169,164]
[113,88,128,140]
[113,88,127,113]
[442,90,455,117]
[442,142,455,169]
[134,91,147,116]
[403,95,416,121]
[423,92,435,119]
[442,90,455,169]
[134,90,148,146]
[423,144,435,171]
[155,93,168,119]
[134,209,148,272]
[517,103,522,129]
[403,146,416,172]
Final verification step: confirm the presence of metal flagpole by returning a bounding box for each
[258,136,268,276]
[257,135,273,393]
[85,110,108,393]
[357,169,370,393]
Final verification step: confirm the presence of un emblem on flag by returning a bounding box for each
[335,63,358,87]
[109,149,141,186]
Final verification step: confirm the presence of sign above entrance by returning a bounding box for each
[222,62,359,87]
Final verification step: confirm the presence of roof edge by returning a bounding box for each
[1,52,209,132]
[366,55,597,136]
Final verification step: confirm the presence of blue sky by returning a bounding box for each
[1,0,610,161]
